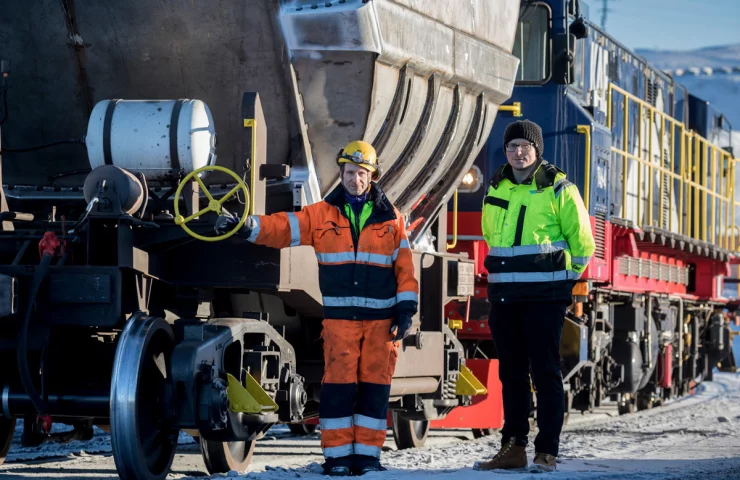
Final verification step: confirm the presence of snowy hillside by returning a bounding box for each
[637,44,740,71]
[636,43,740,139]
[639,44,740,269]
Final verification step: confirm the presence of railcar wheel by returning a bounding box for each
[200,438,256,474]
[472,428,496,439]
[391,411,429,449]
[0,417,15,465]
[288,423,317,436]
[636,392,653,411]
[110,315,178,480]
[617,394,635,415]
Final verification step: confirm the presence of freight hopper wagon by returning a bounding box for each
[446,0,739,425]
[0,1,521,478]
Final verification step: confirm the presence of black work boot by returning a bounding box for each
[325,465,351,476]
[355,464,387,475]
[352,454,388,475]
[322,456,353,476]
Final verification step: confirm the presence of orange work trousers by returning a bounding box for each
[318,319,398,466]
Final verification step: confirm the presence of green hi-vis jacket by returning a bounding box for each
[482,159,596,303]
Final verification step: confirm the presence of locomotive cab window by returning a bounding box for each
[571,31,585,91]
[513,3,551,83]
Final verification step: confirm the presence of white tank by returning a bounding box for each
[86,99,216,180]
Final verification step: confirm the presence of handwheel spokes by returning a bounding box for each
[177,206,213,225]
[194,175,215,202]
[173,165,250,242]
[218,184,245,206]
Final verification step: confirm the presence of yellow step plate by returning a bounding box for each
[227,372,279,414]
[456,365,488,396]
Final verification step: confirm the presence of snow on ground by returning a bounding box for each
[2,372,739,479]
[4,424,197,464]
[186,372,740,480]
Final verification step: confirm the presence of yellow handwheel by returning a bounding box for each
[174,165,250,242]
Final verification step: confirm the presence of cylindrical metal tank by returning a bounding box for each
[82,165,146,215]
[86,99,216,180]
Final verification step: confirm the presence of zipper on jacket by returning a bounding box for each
[340,205,360,254]
[513,206,527,246]
[350,213,359,254]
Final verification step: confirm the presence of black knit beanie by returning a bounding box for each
[503,120,544,158]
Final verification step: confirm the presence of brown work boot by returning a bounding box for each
[475,438,527,470]
[533,452,557,472]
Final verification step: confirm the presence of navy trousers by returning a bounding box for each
[489,301,566,456]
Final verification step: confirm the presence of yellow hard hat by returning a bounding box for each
[336,140,378,173]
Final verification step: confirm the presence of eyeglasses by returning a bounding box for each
[505,142,534,153]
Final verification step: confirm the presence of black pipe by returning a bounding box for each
[16,253,53,415]
[0,86,7,126]
[0,234,79,241]
[0,136,86,154]
[3,387,109,417]
[0,60,9,126]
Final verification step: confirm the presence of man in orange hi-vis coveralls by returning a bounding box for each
[215,140,419,476]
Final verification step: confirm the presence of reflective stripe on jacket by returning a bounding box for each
[246,183,418,320]
[481,159,595,303]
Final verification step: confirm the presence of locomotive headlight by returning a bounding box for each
[459,166,482,193]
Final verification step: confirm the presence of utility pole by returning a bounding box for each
[600,0,609,29]
[600,0,615,30]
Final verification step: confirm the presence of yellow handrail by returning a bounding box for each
[447,188,459,250]
[606,83,740,251]
[499,102,522,117]
[576,125,591,210]
[244,118,257,215]
[622,94,628,222]
[733,155,737,250]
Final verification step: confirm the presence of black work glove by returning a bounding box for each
[390,314,413,342]
[214,212,252,237]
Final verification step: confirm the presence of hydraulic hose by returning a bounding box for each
[16,252,53,415]
[0,87,7,126]
[1,136,85,153]
[1,60,9,125]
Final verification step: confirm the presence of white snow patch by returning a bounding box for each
[183,373,740,480]
[5,424,197,463]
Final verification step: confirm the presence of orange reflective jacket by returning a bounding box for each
[245,183,418,320]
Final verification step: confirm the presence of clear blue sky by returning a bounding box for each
[585,0,740,51]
